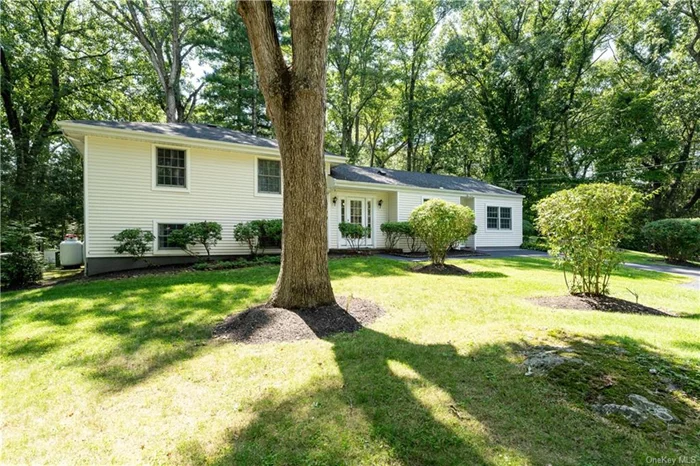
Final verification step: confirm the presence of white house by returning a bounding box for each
[59,120,524,275]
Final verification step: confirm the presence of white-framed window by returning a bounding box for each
[256,157,281,195]
[152,145,190,192]
[156,223,186,250]
[487,206,512,230]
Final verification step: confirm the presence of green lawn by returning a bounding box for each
[2,256,698,465]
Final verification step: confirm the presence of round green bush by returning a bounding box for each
[641,218,700,262]
[408,199,475,266]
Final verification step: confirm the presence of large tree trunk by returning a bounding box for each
[238,0,336,309]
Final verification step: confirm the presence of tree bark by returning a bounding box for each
[238,0,336,309]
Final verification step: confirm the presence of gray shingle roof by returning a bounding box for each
[330,164,520,196]
[65,120,282,149]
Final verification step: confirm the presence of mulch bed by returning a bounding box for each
[392,250,488,259]
[412,264,471,276]
[529,294,677,317]
[212,296,385,344]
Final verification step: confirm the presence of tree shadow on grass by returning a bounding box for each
[201,328,699,465]
[1,258,410,391]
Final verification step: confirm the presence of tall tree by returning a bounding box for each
[93,0,212,122]
[443,0,620,195]
[389,0,452,171]
[237,0,336,308]
[327,0,387,161]
[198,0,270,135]
[0,0,150,224]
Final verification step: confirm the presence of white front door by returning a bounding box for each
[339,197,374,248]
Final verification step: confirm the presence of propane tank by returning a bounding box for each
[59,234,84,268]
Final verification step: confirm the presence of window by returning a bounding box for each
[258,159,281,194]
[500,207,512,230]
[487,206,499,229]
[156,147,186,188]
[487,206,512,230]
[422,197,431,203]
[367,200,372,239]
[158,223,185,249]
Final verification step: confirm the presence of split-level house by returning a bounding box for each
[59,121,524,275]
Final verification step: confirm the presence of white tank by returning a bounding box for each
[59,235,84,267]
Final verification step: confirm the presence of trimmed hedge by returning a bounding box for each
[641,218,700,262]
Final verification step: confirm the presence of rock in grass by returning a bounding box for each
[593,394,677,426]
[628,394,677,423]
[523,347,585,376]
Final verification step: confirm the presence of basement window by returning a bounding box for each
[158,223,186,249]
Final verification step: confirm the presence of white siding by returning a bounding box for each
[86,136,284,257]
[472,195,523,248]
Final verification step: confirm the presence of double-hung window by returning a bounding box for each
[156,147,187,188]
[257,159,281,194]
[158,223,186,249]
[487,206,512,230]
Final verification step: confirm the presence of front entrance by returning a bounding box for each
[339,197,374,248]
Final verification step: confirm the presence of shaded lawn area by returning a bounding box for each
[1,256,698,465]
[621,249,700,267]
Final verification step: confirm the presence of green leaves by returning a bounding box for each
[112,228,156,260]
[408,199,475,266]
[534,183,642,295]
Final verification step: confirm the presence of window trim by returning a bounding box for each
[152,144,191,192]
[486,206,513,231]
[152,220,190,255]
[255,156,283,197]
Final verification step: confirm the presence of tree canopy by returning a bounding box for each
[2,0,698,244]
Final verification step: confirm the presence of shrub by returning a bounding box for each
[233,219,283,255]
[253,219,283,249]
[379,221,422,252]
[642,218,700,262]
[522,219,538,237]
[112,228,156,262]
[535,183,642,296]
[1,223,44,288]
[520,236,548,252]
[408,199,475,266]
[169,221,222,259]
[338,222,369,252]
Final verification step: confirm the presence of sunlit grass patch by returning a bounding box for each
[1,256,698,464]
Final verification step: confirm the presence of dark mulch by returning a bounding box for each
[412,263,471,276]
[393,249,487,259]
[529,294,677,317]
[212,296,385,344]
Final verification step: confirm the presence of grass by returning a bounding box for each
[2,256,699,465]
[620,249,700,267]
